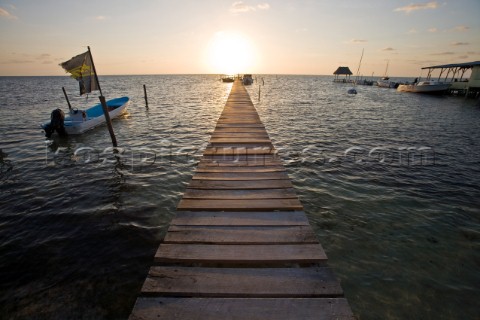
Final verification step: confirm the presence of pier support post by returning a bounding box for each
[143,84,149,108]
[99,96,118,147]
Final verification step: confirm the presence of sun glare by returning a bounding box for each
[206,31,255,75]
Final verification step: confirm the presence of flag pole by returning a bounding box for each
[87,46,118,147]
[88,46,103,97]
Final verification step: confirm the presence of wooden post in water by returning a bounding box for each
[87,46,118,147]
[99,96,118,147]
[143,84,149,108]
[62,87,73,111]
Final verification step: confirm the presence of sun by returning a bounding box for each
[205,31,255,75]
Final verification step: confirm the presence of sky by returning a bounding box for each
[0,0,479,77]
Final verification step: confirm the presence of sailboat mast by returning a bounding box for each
[355,49,364,81]
[87,46,103,97]
[383,60,389,78]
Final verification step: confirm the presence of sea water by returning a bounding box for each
[0,75,479,319]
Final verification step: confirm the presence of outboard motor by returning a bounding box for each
[44,108,67,138]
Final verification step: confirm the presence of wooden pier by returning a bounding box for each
[129,80,354,319]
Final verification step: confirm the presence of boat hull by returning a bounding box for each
[42,97,129,135]
[397,83,451,94]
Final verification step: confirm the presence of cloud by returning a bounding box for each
[382,47,395,51]
[451,42,469,46]
[257,3,270,10]
[95,15,108,20]
[230,1,270,13]
[349,39,368,44]
[408,28,417,34]
[0,59,34,65]
[427,27,438,32]
[36,53,51,60]
[453,25,469,32]
[457,55,468,59]
[394,1,438,14]
[430,52,455,56]
[0,7,17,19]
[230,1,255,13]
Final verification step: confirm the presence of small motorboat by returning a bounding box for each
[397,80,451,94]
[42,97,129,137]
[42,47,129,138]
[242,74,254,85]
[221,75,235,82]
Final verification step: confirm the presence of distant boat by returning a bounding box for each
[348,49,364,94]
[221,75,235,82]
[42,47,129,138]
[377,80,399,88]
[377,60,399,88]
[397,80,451,94]
[42,97,129,135]
[242,74,254,85]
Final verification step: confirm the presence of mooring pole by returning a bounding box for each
[87,46,118,147]
[143,84,149,108]
[62,87,73,111]
[99,96,118,147]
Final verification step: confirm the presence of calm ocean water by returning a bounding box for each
[0,75,479,319]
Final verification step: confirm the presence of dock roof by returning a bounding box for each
[422,60,480,69]
[333,66,353,75]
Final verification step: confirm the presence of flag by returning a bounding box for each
[60,51,99,95]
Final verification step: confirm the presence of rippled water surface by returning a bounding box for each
[0,75,479,319]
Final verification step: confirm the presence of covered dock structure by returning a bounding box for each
[333,66,354,83]
[421,60,480,97]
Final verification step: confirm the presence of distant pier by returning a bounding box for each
[129,80,354,319]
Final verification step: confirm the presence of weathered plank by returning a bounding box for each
[130,297,354,320]
[187,179,293,190]
[142,266,342,297]
[154,243,327,265]
[213,127,268,133]
[195,165,286,172]
[198,159,284,167]
[209,138,272,144]
[170,211,310,226]
[164,226,318,244]
[191,171,289,180]
[215,123,265,128]
[203,147,276,156]
[177,198,303,211]
[182,188,297,200]
[211,133,270,138]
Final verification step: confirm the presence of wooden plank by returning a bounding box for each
[154,244,327,265]
[192,172,289,180]
[130,297,354,320]
[177,198,303,211]
[187,179,293,190]
[215,123,265,128]
[209,138,271,144]
[142,266,342,297]
[213,127,267,133]
[182,188,297,200]
[195,165,286,172]
[163,226,317,244]
[170,211,310,226]
[198,159,284,167]
[203,147,275,156]
[211,133,269,138]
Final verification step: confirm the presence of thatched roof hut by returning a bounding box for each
[333,66,353,75]
[333,66,353,82]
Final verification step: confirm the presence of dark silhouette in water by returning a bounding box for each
[44,109,67,138]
